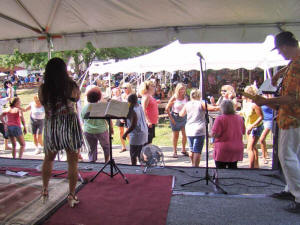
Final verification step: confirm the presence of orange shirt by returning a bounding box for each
[277,55,300,129]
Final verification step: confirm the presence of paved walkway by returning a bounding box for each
[0,140,273,169]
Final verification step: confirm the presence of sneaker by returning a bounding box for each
[34,148,41,155]
[284,201,300,213]
[270,191,295,201]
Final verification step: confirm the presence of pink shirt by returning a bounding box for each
[6,111,21,127]
[145,96,158,124]
[212,114,245,162]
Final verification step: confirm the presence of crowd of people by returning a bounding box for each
[0,30,299,212]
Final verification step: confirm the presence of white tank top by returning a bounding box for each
[30,102,45,120]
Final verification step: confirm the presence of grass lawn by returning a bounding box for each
[16,87,179,146]
[15,87,272,148]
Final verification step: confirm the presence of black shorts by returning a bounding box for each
[147,125,156,144]
[0,123,8,139]
[30,117,44,134]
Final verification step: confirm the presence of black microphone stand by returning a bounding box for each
[181,53,227,194]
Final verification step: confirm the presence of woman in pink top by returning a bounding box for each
[140,81,159,144]
[212,100,245,169]
[0,97,26,159]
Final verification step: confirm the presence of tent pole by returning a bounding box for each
[249,70,251,84]
[109,73,112,97]
[47,34,53,59]
[242,69,244,82]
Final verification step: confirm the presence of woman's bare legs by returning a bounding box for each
[119,126,126,151]
[42,151,57,192]
[66,150,79,196]
[38,133,43,147]
[33,134,39,148]
[9,137,16,159]
[4,139,11,150]
[247,135,259,168]
[15,135,25,158]
[181,127,187,153]
[172,131,179,156]
[259,128,271,161]
[193,153,201,167]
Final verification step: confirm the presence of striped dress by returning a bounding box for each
[43,99,83,153]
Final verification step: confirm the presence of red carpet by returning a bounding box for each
[43,173,173,225]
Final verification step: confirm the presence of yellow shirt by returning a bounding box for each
[243,102,262,129]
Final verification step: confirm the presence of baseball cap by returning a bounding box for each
[272,31,298,50]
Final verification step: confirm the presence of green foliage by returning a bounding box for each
[0,42,157,72]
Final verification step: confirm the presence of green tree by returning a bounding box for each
[0,43,158,73]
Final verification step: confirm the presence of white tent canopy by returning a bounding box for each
[0,0,300,54]
[89,35,288,74]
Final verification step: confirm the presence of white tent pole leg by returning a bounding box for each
[266,68,271,79]
[242,69,244,82]
[79,65,92,91]
[47,35,53,59]
[249,70,251,84]
[109,73,111,98]
[264,69,267,81]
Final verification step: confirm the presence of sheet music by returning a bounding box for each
[89,102,108,117]
[258,78,283,94]
[105,99,129,118]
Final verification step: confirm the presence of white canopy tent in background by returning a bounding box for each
[89,35,288,74]
[0,0,300,55]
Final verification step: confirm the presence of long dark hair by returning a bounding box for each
[40,57,77,112]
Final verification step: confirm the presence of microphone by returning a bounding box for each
[197,52,205,60]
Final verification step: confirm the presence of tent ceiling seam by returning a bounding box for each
[15,0,45,32]
[1,21,300,43]
[0,12,42,34]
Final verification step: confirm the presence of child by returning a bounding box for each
[122,94,148,165]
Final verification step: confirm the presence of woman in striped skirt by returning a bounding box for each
[39,57,83,208]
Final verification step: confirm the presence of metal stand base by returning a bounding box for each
[90,158,129,183]
[89,118,129,184]
[181,171,227,194]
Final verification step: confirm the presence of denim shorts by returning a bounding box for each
[170,112,187,131]
[187,135,205,153]
[263,120,273,130]
[250,124,264,137]
[7,126,23,137]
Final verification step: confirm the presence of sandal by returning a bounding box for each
[119,148,127,153]
[263,159,269,164]
[172,153,178,158]
[41,188,49,204]
[68,193,80,208]
[181,151,189,156]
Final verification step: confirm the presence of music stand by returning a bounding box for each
[180,53,227,194]
[85,112,129,184]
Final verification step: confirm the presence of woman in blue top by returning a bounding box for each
[259,94,273,164]
[122,94,148,165]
